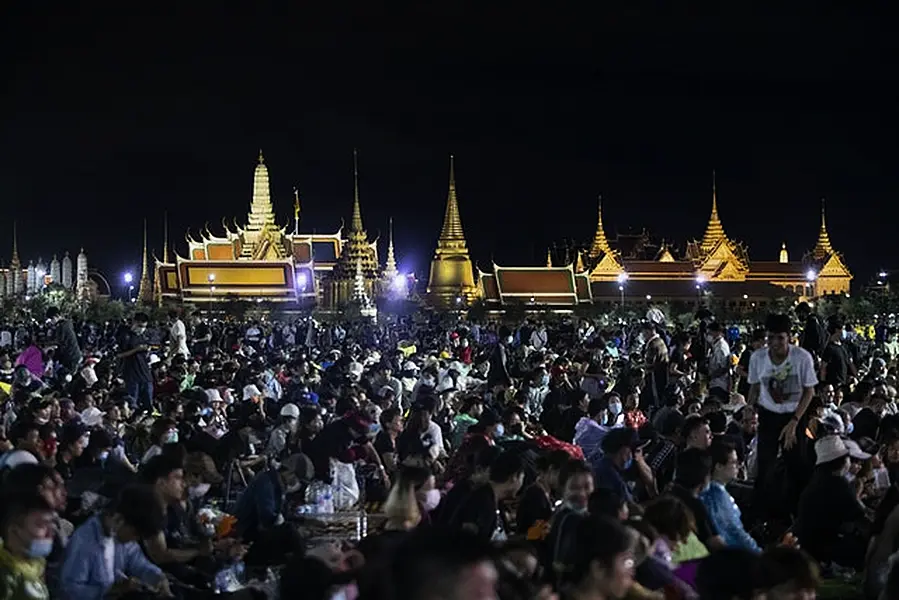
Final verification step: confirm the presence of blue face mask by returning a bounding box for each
[623,456,634,470]
[539,375,550,387]
[98,450,109,463]
[847,422,855,434]
[200,407,213,417]
[27,537,54,559]
[494,424,505,438]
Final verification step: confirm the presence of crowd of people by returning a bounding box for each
[0,301,898,599]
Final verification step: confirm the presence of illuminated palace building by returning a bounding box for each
[426,172,852,312]
[154,151,408,309]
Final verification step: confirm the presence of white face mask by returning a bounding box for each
[421,488,441,512]
[504,336,514,345]
[189,483,211,499]
[608,401,623,416]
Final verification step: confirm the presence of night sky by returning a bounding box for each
[2,8,896,292]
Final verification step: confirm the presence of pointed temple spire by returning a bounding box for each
[10,221,19,267]
[779,242,789,263]
[813,198,834,260]
[700,170,727,254]
[575,250,585,273]
[546,247,553,268]
[138,219,153,303]
[426,154,477,308]
[588,195,613,258]
[293,187,301,235]
[162,211,170,263]
[384,217,399,280]
[350,149,364,232]
[439,155,467,244]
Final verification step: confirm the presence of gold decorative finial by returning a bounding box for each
[162,211,169,263]
[257,148,265,164]
[588,195,613,259]
[350,149,364,232]
[546,247,552,268]
[700,169,727,255]
[438,154,467,244]
[813,197,834,260]
[138,218,153,303]
[293,187,301,235]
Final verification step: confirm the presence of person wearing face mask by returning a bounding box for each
[795,435,868,570]
[116,312,153,412]
[266,403,301,461]
[546,460,595,584]
[0,492,56,599]
[593,427,641,505]
[232,453,309,544]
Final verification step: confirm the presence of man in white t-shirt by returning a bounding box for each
[167,311,190,359]
[747,313,818,510]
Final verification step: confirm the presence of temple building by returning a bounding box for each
[0,222,89,299]
[476,177,852,311]
[425,156,479,309]
[155,150,393,308]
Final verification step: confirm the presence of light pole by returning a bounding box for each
[123,272,134,301]
[208,273,216,304]
[805,270,817,299]
[616,272,628,309]
[695,275,706,304]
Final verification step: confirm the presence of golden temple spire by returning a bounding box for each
[700,170,727,254]
[588,195,613,259]
[350,149,364,233]
[384,217,399,279]
[293,187,301,235]
[813,198,834,260]
[138,218,153,303]
[779,242,789,264]
[162,211,169,263]
[10,221,19,267]
[438,155,467,244]
[575,249,585,273]
[546,247,552,268]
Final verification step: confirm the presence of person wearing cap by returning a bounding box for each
[747,313,818,513]
[266,403,301,461]
[795,435,868,569]
[593,427,642,505]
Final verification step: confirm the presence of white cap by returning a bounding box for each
[81,406,105,427]
[403,361,419,371]
[148,353,161,366]
[843,438,872,461]
[279,403,300,419]
[242,384,263,401]
[815,435,850,465]
[205,388,224,404]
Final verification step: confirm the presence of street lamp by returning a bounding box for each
[805,270,817,298]
[695,275,706,303]
[208,273,216,303]
[616,272,628,309]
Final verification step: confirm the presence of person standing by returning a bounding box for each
[747,313,817,517]
[166,311,190,360]
[117,313,153,411]
[46,307,82,376]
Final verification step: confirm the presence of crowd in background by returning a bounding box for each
[0,301,898,599]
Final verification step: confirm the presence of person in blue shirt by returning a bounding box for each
[58,484,170,600]
[700,438,761,553]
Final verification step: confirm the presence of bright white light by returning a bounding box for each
[742,294,749,299]
[455,296,462,304]
[880,271,888,278]
[645,294,652,300]
[297,272,308,289]
[392,274,405,289]
[35,268,45,278]
[210,286,216,292]
[695,275,706,284]
[207,273,216,283]
[129,285,134,291]
[529,296,536,303]
[616,272,629,284]
[805,270,817,282]
[123,272,133,284]
[618,285,624,292]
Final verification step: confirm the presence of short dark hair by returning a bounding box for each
[766,313,792,334]
[8,420,39,445]
[379,407,401,428]
[488,451,524,484]
[674,448,712,488]
[4,464,57,493]
[109,484,166,538]
[139,455,183,485]
[559,459,592,488]
[133,312,150,324]
[682,415,709,440]
[0,492,52,535]
[709,438,737,469]
[46,307,60,320]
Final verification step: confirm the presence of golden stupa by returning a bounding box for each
[426,155,478,308]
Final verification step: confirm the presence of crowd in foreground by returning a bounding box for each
[0,302,898,599]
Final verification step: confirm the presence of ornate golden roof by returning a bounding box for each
[700,171,727,255]
[588,195,614,259]
[813,198,834,261]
